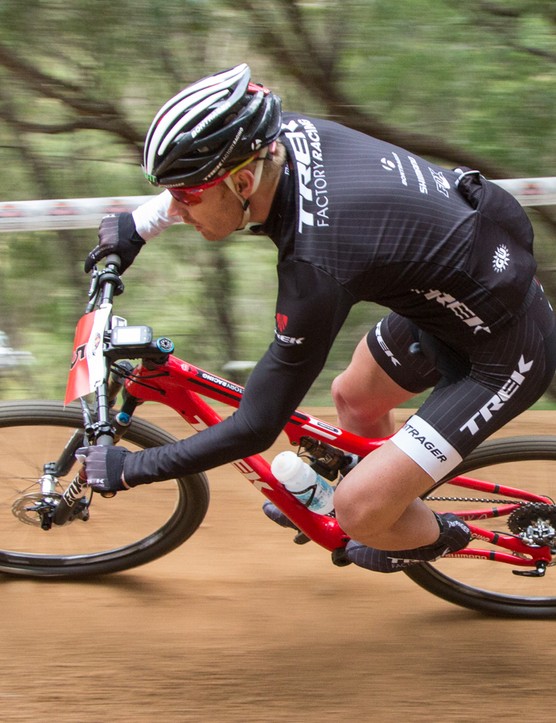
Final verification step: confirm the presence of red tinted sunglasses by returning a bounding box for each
[168,172,230,205]
[168,153,260,206]
[168,186,205,206]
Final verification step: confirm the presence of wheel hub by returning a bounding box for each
[12,492,90,529]
[12,492,59,528]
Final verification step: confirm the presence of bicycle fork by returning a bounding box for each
[52,468,90,526]
[50,367,134,527]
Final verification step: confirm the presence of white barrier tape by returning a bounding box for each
[0,195,155,233]
[493,177,556,208]
[0,177,554,233]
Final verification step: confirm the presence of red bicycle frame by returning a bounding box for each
[122,354,553,569]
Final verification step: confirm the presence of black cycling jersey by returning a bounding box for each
[122,114,549,485]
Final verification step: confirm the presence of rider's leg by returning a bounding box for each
[331,331,449,549]
[334,441,471,572]
[263,328,420,532]
[264,321,437,535]
[335,285,556,570]
[331,335,417,439]
[334,441,439,549]
[331,330,440,546]
[331,326,469,563]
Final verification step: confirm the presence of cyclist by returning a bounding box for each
[80,63,556,573]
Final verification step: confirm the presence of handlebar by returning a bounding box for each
[85,254,123,313]
[55,255,138,518]
[79,254,174,447]
[84,255,124,446]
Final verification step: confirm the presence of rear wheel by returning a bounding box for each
[0,400,210,577]
[405,436,556,617]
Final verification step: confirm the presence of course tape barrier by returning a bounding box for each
[0,177,554,233]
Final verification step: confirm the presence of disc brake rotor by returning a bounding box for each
[12,493,59,527]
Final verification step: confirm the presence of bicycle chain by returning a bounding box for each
[425,495,522,505]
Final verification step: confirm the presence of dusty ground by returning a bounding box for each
[1,408,556,722]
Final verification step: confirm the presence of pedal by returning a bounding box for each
[293,531,310,545]
[331,547,352,567]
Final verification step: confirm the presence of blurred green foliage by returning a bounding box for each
[0,0,554,407]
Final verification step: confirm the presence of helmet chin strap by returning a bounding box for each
[224,146,270,231]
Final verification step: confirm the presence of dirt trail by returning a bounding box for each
[1,409,555,722]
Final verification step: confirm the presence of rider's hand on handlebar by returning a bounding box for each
[84,213,146,274]
[76,445,131,493]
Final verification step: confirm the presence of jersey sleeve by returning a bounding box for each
[132,190,182,241]
[122,261,355,484]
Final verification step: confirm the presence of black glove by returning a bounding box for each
[84,213,146,273]
[76,445,130,493]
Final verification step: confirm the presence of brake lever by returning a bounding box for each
[85,268,101,312]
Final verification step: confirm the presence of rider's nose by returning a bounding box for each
[168,198,194,223]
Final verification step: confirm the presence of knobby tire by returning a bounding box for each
[0,400,210,578]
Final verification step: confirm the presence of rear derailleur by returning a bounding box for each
[508,502,556,578]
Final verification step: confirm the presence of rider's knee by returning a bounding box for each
[330,371,350,412]
[331,371,396,438]
[331,370,370,421]
[334,484,386,541]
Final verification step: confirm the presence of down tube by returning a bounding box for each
[124,357,351,550]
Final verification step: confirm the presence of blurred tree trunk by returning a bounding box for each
[203,245,240,376]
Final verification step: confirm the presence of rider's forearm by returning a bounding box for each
[122,411,276,485]
[120,266,355,486]
[122,343,326,486]
[132,190,182,241]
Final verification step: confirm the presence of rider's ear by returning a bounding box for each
[234,169,255,198]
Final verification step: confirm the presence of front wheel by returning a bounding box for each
[0,400,210,577]
[405,436,556,618]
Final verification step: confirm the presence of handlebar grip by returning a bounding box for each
[105,253,122,270]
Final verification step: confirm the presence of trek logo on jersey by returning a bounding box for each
[274,313,305,345]
[282,118,330,233]
[375,319,401,367]
[411,287,491,335]
[460,356,534,436]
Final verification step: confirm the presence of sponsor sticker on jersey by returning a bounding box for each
[274,312,305,345]
[492,244,510,273]
[391,415,462,481]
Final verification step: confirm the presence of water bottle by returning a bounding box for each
[271,451,335,515]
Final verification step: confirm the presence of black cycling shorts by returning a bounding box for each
[367,280,556,480]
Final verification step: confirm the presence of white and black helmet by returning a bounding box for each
[142,63,282,188]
